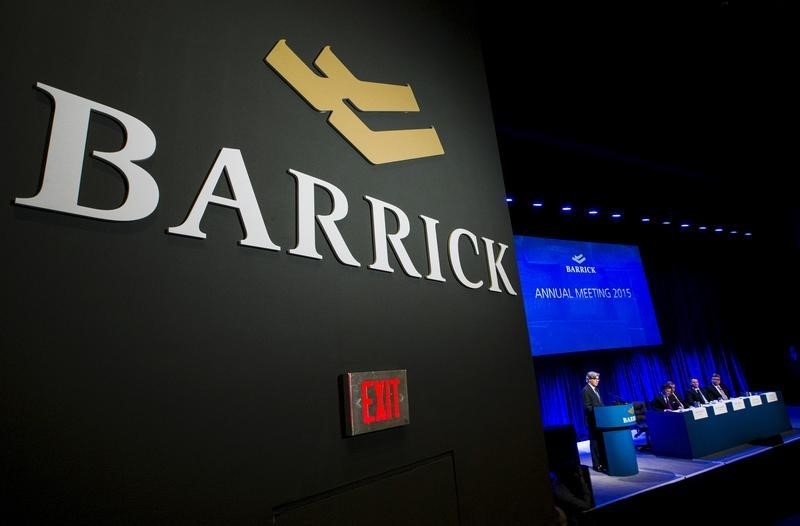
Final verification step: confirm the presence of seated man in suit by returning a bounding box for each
[705,372,732,401]
[684,377,710,406]
[652,383,683,411]
[666,380,686,409]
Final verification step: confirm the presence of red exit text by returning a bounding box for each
[361,378,401,424]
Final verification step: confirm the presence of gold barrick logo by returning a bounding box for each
[265,40,444,165]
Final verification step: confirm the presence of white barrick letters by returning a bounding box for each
[14,82,518,296]
[15,83,159,221]
[168,148,280,250]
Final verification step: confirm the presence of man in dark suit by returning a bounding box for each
[684,377,710,406]
[652,383,682,411]
[705,373,732,401]
[666,380,686,409]
[582,371,606,472]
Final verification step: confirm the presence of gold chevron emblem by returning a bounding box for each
[265,39,444,165]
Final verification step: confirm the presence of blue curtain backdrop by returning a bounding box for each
[530,238,754,440]
[534,345,748,440]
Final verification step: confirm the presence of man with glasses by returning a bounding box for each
[705,373,732,401]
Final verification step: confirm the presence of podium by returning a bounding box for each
[595,404,639,476]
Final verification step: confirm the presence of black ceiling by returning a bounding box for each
[478,8,794,247]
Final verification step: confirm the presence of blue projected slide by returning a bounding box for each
[514,236,662,356]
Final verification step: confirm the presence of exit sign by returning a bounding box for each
[342,370,410,436]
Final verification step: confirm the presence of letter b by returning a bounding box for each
[15,82,159,221]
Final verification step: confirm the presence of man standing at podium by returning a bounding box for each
[582,371,607,472]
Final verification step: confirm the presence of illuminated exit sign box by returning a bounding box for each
[342,369,410,436]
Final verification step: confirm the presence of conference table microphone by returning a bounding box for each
[669,393,685,409]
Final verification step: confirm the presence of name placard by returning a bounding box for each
[712,403,728,415]
[691,407,709,420]
[766,392,778,403]
[731,398,746,411]
[748,395,763,406]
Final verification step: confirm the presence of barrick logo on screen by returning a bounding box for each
[565,255,596,273]
[12,40,516,296]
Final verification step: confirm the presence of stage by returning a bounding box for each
[575,406,800,524]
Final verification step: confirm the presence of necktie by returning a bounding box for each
[717,385,728,400]
[594,388,602,405]
[698,389,708,404]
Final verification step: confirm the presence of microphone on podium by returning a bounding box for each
[608,393,628,405]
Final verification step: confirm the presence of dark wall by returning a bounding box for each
[1,2,555,523]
